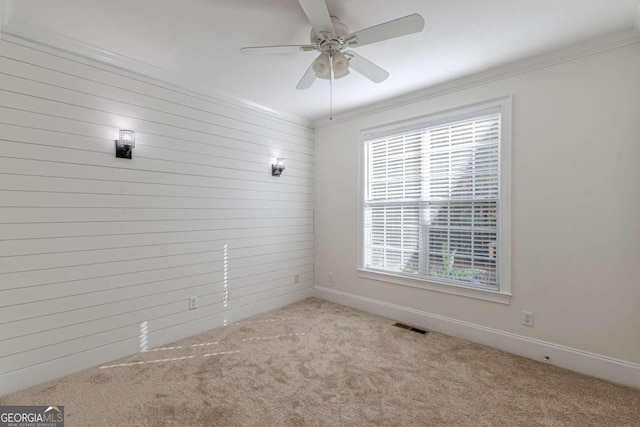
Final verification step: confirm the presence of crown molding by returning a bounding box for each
[0,17,313,130]
[0,0,6,35]
[314,28,640,128]
[0,0,12,27]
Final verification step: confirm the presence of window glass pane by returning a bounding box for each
[368,131,424,201]
[364,111,501,291]
[365,204,420,275]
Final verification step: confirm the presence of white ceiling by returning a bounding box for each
[4,0,640,122]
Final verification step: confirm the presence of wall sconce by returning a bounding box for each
[272,158,285,176]
[115,130,135,159]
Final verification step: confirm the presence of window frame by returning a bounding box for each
[356,96,512,304]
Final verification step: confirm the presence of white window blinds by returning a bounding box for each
[364,110,501,291]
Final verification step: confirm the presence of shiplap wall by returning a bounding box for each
[0,35,314,396]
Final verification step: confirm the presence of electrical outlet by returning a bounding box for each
[522,311,534,327]
[189,296,198,310]
[294,274,300,284]
[328,273,334,283]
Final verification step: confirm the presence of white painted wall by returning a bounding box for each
[0,35,314,396]
[314,43,640,367]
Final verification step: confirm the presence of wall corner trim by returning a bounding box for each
[314,28,640,128]
[313,286,640,390]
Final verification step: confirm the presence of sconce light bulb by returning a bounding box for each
[332,51,350,79]
[313,52,331,80]
[118,130,136,147]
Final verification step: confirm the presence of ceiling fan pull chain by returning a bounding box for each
[329,51,333,120]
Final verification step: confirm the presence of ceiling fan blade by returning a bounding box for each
[346,52,389,83]
[296,64,317,90]
[298,0,334,34]
[346,13,424,47]
[240,45,315,54]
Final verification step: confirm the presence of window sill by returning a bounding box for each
[357,269,512,304]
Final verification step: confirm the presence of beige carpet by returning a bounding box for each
[2,298,639,426]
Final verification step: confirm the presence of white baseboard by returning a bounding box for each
[0,287,313,397]
[314,286,640,389]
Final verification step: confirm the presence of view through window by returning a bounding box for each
[363,107,502,291]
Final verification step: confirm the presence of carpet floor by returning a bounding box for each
[2,298,639,426]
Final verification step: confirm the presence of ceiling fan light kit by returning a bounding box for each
[241,0,425,117]
[312,51,331,79]
[331,51,350,79]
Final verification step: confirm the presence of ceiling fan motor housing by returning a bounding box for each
[309,17,352,80]
[310,16,349,49]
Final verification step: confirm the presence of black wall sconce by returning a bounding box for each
[272,158,285,176]
[115,130,135,159]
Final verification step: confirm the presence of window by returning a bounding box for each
[360,99,511,299]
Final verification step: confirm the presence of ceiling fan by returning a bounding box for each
[240,0,425,90]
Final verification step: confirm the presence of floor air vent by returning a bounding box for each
[393,322,428,334]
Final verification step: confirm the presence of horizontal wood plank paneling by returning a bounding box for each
[0,217,313,240]
[0,41,314,140]
[0,122,314,178]
[0,287,314,395]
[0,137,314,185]
[0,257,314,340]
[1,106,315,166]
[0,173,315,202]
[2,279,314,373]
[2,272,312,358]
[0,37,314,395]
[0,65,312,149]
[0,226,314,257]
[0,157,313,194]
[1,89,315,158]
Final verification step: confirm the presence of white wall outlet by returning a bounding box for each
[294,274,300,284]
[522,311,534,327]
[189,296,198,310]
[328,273,334,282]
